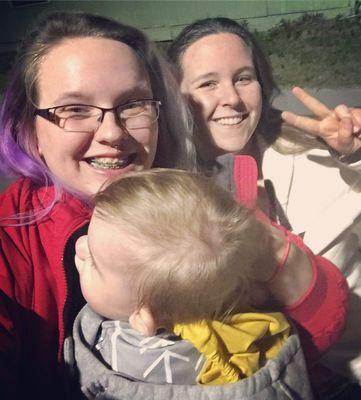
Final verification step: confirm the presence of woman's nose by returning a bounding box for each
[93,110,130,147]
[219,83,242,107]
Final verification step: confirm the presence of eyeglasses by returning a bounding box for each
[34,99,161,133]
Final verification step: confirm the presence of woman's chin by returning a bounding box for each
[214,139,252,155]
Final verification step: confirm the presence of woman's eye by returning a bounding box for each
[124,102,144,113]
[236,76,252,85]
[71,107,90,114]
[58,105,93,117]
[127,101,144,109]
[198,81,217,89]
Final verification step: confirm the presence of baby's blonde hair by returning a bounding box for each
[94,169,274,326]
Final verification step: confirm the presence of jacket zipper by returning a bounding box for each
[58,219,89,362]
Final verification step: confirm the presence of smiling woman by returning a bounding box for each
[0,11,195,399]
[0,13,195,199]
[179,32,262,157]
[34,37,159,196]
[169,16,361,396]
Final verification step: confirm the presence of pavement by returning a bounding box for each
[273,87,361,114]
[1,87,360,192]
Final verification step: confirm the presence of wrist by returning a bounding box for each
[328,146,361,164]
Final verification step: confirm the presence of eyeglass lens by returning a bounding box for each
[54,101,159,132]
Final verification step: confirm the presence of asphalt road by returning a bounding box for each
[273,87,361,114]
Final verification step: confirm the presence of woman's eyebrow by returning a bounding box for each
[190,66,257,85]
[52,86,153,107]
[236,66,256,73]
[115,90,153,105]
[52,91,91,105]
[235,66,257,77]
[191,72,217,85]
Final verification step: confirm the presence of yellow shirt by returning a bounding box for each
[174,312,290,385]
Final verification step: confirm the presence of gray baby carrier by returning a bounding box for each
[64,305,314,399]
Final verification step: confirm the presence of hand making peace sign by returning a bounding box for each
[281,87,361,156]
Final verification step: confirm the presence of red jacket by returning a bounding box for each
[0,177,91,399]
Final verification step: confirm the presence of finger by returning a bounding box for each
[338,116,353,141]
[281,111,321,136]
[338,117,358,154]
[334,104,351,119]
[350,108,361,131]
[334,106,361,135]
[291,86,331,118]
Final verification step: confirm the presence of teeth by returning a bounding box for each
[214,117,244,126]
[88,157,130,169]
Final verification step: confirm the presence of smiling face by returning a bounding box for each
[180,33,262,157]
[35,37,158,197]
[75,212,139,320]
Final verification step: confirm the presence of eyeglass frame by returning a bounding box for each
[34,99,162,133]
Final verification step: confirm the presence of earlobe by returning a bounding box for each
[75,235,89,260]
[129,306,157,337]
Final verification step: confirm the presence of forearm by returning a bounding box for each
[268,239,314,306]
[261,225,349,360]
[257,224,314,307]
[328,145,361,170]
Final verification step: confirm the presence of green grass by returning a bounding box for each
[255,14,361,88]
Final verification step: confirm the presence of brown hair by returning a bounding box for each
[94,168,275,326]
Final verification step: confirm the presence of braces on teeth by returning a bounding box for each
[89,159,129,169]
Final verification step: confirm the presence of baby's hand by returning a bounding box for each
[281,87,361,155]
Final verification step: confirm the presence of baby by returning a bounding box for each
[69,168,313,398]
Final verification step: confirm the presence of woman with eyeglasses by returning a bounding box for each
[0,11,349,400]
[0,11,195,399]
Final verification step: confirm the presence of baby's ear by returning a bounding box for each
[129,306,157,336]
[74,235,89,274]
